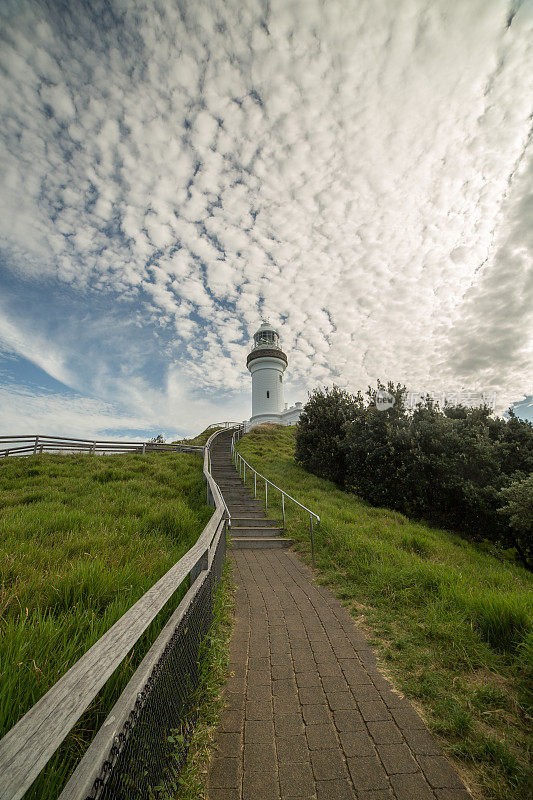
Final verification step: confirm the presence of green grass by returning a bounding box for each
[0,451,212,799]
[236,424,532,800]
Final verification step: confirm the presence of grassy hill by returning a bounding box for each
[175,425,225,447]
[236,424,532,800]
[0,451,212,799]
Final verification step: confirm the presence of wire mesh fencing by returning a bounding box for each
[84,525,227,800]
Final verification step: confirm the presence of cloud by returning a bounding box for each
[0,0,531,433]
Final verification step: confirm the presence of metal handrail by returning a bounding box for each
[231,429,320,566]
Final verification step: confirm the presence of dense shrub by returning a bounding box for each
[295,384,533,568]
[294,385,362,487]
[498,473,533,567]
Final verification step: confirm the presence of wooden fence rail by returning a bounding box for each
[0,434,203,458]
[0,426,240,800]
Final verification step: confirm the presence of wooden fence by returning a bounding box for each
[0,426,239,800]
[0,434,203,458]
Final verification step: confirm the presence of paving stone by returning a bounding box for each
[270,652,292,667]
[366,721,403,744]
[208,757,240,789]
[249,646,270,659]
[247,668,271,685]
[244,745,276,772]
[340,664,372,685]
[277,734,309,762]
[434,790,472,800]
[321,675,349,692]
[219,708,242,733]
[245,738,276,759]
[302,703,331,725]
[274,713,305,737]
[402,727,442,755]
[390,704,426,730]
[247,683,272,702]
[315,778,356,799]
[327,691,356,711]
[293,657,318,673]
[273,695,301,716]
[208,788,240,800]
[351,684,382,703]
[295,671,322,688]
[317,662,344,679]
[311,749,348,780]
[359,701,392,722]
[292,645,314,658]
[270,642,291,657]
[246,700,272,720]
[248,656,270,671]
[272,663,293,680]
[212,732,242,759]
[417,756,466,788]
[278,761,315,796]
[245,719,274,745]
[333,709,365,731]
[242,769,278,800]
[338,730,377,758]
[358,650,377,667]
[377,743,419,774]
[305,722,339,750]
[389,773,435,800]
[346,755,389,790]
[272,680,298,698]
[357,791,394,800]
[379,687,406,708]
[299,686,327,705]
[223,690,245,711]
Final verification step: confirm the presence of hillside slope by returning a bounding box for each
[0,451,212,799]
[236,424,532,800]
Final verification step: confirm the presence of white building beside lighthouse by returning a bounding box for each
[246,322,303,430]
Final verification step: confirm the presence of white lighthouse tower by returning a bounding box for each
[246,321,303,430]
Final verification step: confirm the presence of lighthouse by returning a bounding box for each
[246,321,303,430]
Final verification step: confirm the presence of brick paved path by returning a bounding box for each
[207,548,470,800]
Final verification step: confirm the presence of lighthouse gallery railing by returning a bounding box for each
[0,427,239,800]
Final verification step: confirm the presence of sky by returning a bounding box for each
[0,0,532,440]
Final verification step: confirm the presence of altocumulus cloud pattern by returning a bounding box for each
[0,0,532,437]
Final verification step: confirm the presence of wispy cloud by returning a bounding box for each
[0,0,531,433]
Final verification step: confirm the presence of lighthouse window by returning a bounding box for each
[279,375,282,382]
[266,390,270,398]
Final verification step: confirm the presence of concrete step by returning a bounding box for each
[231,527,284,538]
[226,503,265,517]
[228,511,267,519]
[227,505,265,512]
[231,517,282,527]
[229,537,293,549]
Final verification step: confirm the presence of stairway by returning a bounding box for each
[210,430,293,549]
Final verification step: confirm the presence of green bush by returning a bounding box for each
[295,385,362,487]
[295,384,533,568]
[498,473,533,567]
